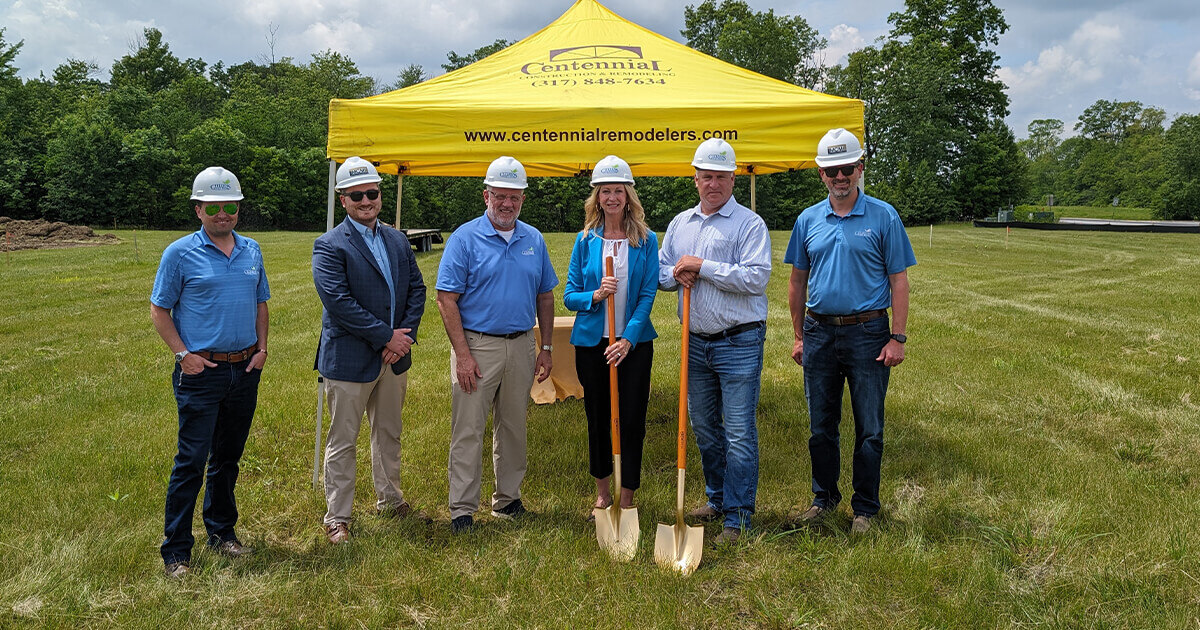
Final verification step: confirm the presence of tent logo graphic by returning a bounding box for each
[549,45,643,62]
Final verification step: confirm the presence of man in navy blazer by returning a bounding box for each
[313,157,426,544]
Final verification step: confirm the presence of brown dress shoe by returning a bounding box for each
[325,522,351,544]
[164,561,190,579]
[789,504,828,526]
[212,539,253,558]
[713,527,742,546]
[685,504,722,522]
[379,502,433,524]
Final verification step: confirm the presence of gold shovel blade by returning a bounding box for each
[594,505,640,561]
[654,522,704,575]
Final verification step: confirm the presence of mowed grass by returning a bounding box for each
[2,224,1199,628]
[1016,205,1157,221]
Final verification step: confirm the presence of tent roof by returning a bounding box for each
[327,0,863,177]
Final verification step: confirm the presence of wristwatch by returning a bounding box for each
[890,333,907,344]
[540,344,553,352]
[174,350,190,363]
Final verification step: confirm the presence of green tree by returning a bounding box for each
[1074,99,1142,142]
[682,0,825,86]
[827,0,1018,221]
[384,64,427,91]
[109,28,203,93]
[1155,114,1200,219]
[442,40,510,72]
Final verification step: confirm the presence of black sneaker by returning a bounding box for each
[490,499,527,520]
[450,515,474,533]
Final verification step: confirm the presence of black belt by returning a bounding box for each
[807,309,887,326]
[692,321,764,342]
[464,328,528,340]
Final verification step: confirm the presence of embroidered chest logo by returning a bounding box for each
[853,228,873,238]
[521,246,536,256]
[244,266,259,276]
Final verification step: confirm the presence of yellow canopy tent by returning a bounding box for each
[323,0,863,227]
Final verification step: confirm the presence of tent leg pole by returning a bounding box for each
[395,174,404,230]
[750,172,757,213]
[326,159,337,232]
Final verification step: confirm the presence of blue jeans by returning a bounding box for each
[162,361,260,564]
[802,315,891,517]
[687,324,764,530]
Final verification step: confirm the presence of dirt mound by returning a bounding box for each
[0,217,120,251]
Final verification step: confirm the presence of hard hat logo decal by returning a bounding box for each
[599,166,620,174]
[707,151,728,161]
[210,179,233,191]
[498,169,519,179]
[348,167,369,176]
[827,144,847,155]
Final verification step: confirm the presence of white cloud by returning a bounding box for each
[819,24,866,67]
[1188,51,1200,86]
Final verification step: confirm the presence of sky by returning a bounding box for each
[2,0,1197,138]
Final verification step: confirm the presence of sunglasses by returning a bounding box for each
[344,189,381,202]
[203,203,239,216]
[821,163,859,178]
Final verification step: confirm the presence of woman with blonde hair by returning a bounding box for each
[563,155,658,516]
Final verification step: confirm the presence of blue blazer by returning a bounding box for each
[313,217,426,382]
[563,228,658,347]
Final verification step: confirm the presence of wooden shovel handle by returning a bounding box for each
[677,286,690,469]
[606,256,621,456]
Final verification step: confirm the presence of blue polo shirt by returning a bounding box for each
[436,214,558,334]
[151,229,270,352]
[784,192,916,314]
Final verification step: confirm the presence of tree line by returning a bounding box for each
[0,0,1196,232]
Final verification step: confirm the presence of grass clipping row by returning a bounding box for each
[0,217,119,251]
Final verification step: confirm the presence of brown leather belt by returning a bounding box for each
[807,309,887,326]
[194,344,259,363]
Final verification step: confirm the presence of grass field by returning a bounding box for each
[1015,205,1157,221]
[2,224,1199,628]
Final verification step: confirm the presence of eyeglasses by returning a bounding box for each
[344,189,381,202]
[203,203,239,216]
[488,191,524,204]
[821,163,859,178]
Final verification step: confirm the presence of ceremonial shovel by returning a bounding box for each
[654,285,703,575]
[594,256,640,560]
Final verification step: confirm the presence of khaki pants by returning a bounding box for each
[448,330,536,519]
[323,364,408,525]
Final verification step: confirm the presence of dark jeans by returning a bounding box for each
[574,339,653,490]
[802,314,891,517]
[688,324,765,530]
[161,360,260,564]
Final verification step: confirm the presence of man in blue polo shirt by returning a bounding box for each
[785,128,916,535]
[151,166,269,578]
[435,156,557,533]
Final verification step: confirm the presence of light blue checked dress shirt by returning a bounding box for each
[349,218,395,327]
[658,196,771,334]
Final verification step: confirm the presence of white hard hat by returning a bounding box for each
[336,157,382,190]
[691,138,737,172]
[815,128,864,167]
[191,166,244,202]
[591,155,634,186]
[483,156,528,190]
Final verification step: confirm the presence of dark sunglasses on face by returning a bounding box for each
[344,189,381,202]
[822,163,859,178]
[203,203,239,216]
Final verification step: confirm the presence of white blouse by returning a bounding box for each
[601,237,629,338]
